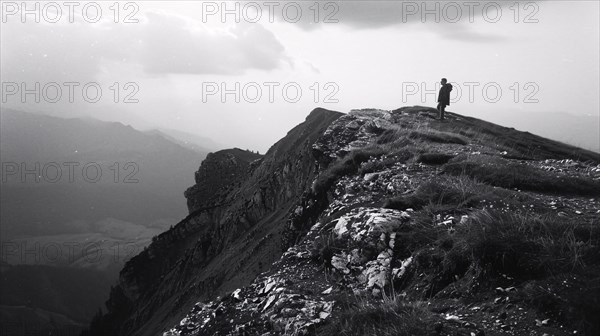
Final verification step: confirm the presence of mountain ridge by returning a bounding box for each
[87,107,600,336]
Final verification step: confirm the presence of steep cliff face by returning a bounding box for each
[87,108,343,336]
[90,107,600,336]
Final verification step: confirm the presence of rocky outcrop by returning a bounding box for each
[184,148,263,213]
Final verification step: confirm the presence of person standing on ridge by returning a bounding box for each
[437,78,453,120]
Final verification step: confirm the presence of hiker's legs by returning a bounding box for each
[437,103,446,120]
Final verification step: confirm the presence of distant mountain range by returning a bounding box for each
[0,109,216,335]
[0,109,213,238]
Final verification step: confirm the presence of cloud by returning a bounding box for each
[273,1,514,42]
[138,12,287,75]
[1,10,289,83]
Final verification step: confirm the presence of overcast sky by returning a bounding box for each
[2,1,599,152]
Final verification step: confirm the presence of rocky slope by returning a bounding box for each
[85,108,343,336]
[88,107,600,336]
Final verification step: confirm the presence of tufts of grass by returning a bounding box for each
[358,144,430,175]
[383,175,492,211]
[443,157,600,196]
[434,209,600,334]
[409,208,599,302]
[358,156,401,175]
[315,296,437,336]
[376,124,468,148]
[376,128,411,146]
[408,129,469,145]
[313,147,385,195]
[455,209,599,278]
[309,231,343,268]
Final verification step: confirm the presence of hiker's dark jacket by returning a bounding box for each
[438,83,452,106]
